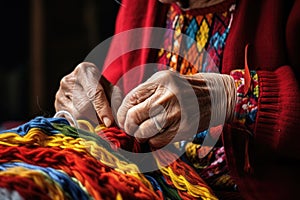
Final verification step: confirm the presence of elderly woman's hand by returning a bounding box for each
[54,62,114,127]
[117,70,236,148]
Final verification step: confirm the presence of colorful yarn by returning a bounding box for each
[51,119,143,168]
[0,118,156,199]
[0,117,69,136]
[77,119,97,133]
[51,122,133,162]
[0,145,160,200]
[193,130,209,144]
[0,127,150,187]
[0,175,52,200]
[153,174,182,200]
[77,119,142,152]
[154,150,217,200]
[95,121,217,199]
[0,162,91,200]
[185,142,205,169]
[0,116,240,199]
[0,187,23,200]
[185,144,237,192]
[96,126,142,152]
[144,175,164,199]
[0,166,68,200]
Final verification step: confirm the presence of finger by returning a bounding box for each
[148,120,181,149]
[56,85,102,126]
[57,73,76,100]
[133,111,168,143]
[148,129,177,149]
[111,86,123,122]
[117,83,157,129]
[90,82,114,127]
[54,89,73,112]
[122,87,166,135]
[77,63,114,127]
[54,91,79,126]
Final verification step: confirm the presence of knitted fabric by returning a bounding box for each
[0,116,218,200]
[230,69,259,131]
[102,0,300,198]
[156,4,243,198]
[157,3,235,74]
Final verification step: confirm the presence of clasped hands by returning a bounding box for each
[55,62,236,148]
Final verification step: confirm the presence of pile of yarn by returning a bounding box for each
[0,116,219,200]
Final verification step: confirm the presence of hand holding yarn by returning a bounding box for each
[54,62,114,127]
[117,70,236,148]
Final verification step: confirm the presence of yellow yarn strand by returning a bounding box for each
[0,166,68,200]
[115,192,123,200]
[214,174,236,188]
[185,142,204,168]
[77,120,96,133]
[0,129,152,189]
[156,161,218,200]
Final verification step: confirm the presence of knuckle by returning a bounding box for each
[76,62,90,70]
[136,126,152,140]
[86,87,96,100]
[76,62,98,73]
[95,84,105,97]
[60,76,67,86]
[124,110,138,129]
[126,109,136,121]
[60,73,74,86]
[55,91,60,100]
[55,90,65,102]
[129,92,138,104]
[88,65,99,74]
[159,69,172,77]
[117,104,128,120]
[87,86,104,101]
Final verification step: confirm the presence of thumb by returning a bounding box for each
[90,82,114,127]
[110,86,123,126]
[76,62,114,127]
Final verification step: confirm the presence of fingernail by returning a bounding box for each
[103,117,112,127]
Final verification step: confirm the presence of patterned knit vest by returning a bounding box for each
[157,1,236,75]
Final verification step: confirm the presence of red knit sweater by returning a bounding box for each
[103,0,300,199]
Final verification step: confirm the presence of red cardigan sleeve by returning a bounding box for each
[222,0,300,157]
[255,66,300,158]
[102,0,168,94]
[222,0,300,198]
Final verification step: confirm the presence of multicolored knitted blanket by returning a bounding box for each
[0,116,239,200]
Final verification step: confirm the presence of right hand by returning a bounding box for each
[54,62,114,127]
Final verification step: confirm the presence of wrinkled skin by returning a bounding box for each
[54,62,116,127]
[55,64,235,149]
[117,70,213,148]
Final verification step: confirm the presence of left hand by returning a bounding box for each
[117,70,213,148]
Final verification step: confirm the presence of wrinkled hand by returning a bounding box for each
[117,70,236,148]
[55,62,115,127]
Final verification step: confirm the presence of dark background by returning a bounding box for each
[0,0,120,124]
